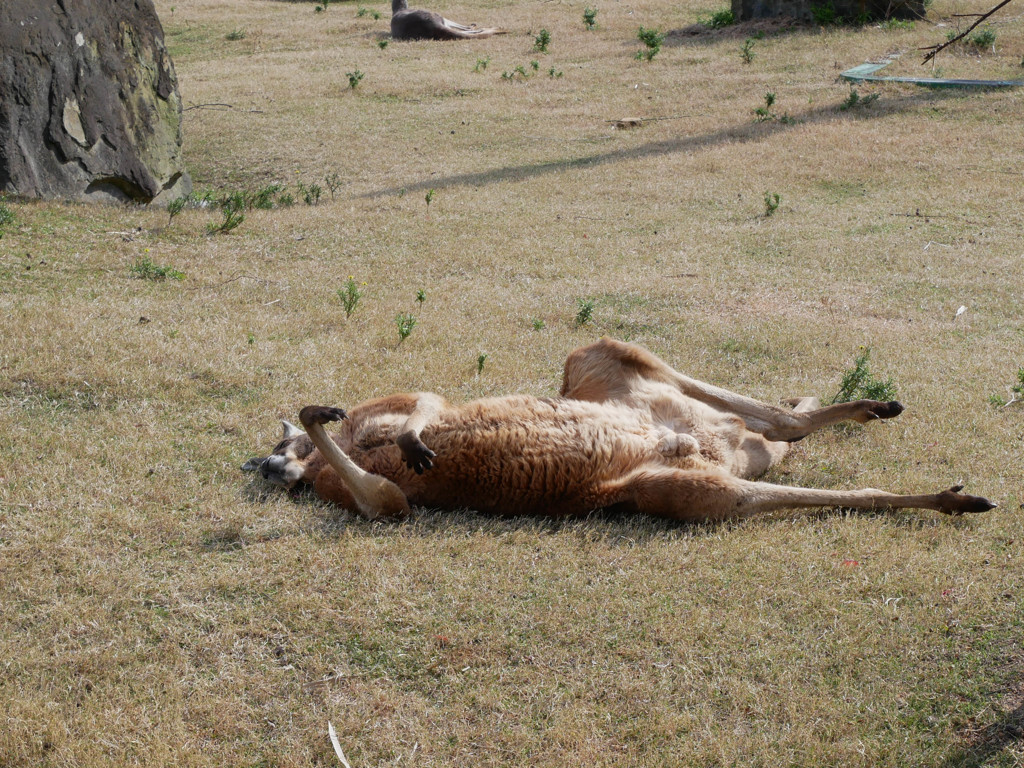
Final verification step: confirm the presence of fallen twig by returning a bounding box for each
[184,102,265,114]
[920,0,1014,63]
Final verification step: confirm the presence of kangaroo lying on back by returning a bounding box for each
[391,0,507,40]
[244,339,995,522]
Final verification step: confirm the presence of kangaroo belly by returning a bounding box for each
[372,396,692,515]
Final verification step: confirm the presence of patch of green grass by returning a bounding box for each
[700,7,735,28]
[817,179,867,203]
[130,254,185,281]
[839,88,879,111]
[583,7,598,30]
[969,28,996,50]
[0,196,16,229]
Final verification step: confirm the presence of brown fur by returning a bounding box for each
[244,339,995,522]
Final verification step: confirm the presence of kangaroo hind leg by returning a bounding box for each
[605,465,996,523]
[562,338,903,442]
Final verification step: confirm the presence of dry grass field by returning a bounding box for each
[2,0,1024,764]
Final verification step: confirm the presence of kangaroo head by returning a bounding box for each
[241,420,316,489]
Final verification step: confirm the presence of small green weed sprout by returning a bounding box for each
[207,192,245,235]
[167,195,187,225]
[225,28,246,41]
[425,189,435,206]
[970,28,996,50]
[989,367,1024,407]
[741,38,755,63]
[583,6,598,29]
[548,66,563,78]
[131,254,185,281]
[575,297,596,326]
[532,318,546,331]
[534,29,551,52]
[356,6,382,18]
[753,91,794,123]
[839,88,878,111]
[701,8,735,28]
[636,26,665,61]
[347,70,365,89]
[396,313,418,342]
[338,277,364,318]
[314,0,329,11]
[763,191,780,217]
[250,183,284,209]
[298,181,322,206]
[473,56,491,72]
[832,348,897,404]
[477,353,489,374]
[530,60,540,71]
[324,173,343,200]
[755,90,776,121]
[378,39,389,49]
[502,64,531,80]
[415,289,426,304]
[247,333,256,345]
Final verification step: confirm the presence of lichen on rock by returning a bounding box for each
[0,0,191,204]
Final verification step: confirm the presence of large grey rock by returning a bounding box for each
[0,0,191,204]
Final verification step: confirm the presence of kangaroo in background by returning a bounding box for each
[390,0,507,40]
[244,338,995,522]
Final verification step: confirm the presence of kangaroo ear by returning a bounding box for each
[281,420,304,440]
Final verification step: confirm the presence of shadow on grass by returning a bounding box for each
[663,17,808,47]
[939,697,1024,768]
[360,90,972,201]
[240,475,966,545]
